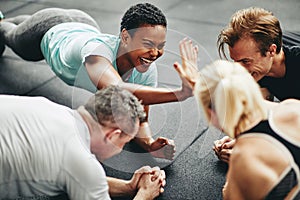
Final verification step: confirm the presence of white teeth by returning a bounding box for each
[141,57,152,64]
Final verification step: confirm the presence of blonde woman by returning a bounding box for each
[174,40,300,199]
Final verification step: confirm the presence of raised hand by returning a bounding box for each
[174,38,200,90]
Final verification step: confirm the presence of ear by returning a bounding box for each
[105,128,122,142]
[268,44,277,56]
[121,28,130,44]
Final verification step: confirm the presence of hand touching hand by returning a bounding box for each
[149,137,176,160]
[131,166,166,200]
[213,136,236,163]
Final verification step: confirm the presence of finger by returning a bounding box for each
[187,39,194,60]
[222,140,235,149]
[214,150,222,158]
[227,139,236,148]
[150,166,161,181]
[181,39,190,60]
[135,165,152,175]
[164,145,176,156]
[192,45,199,66]
[160,170,166,181]
[219,149,232,161]
[180,38,192,66]
[165,145,176,153]
[160,187,165,194]
[161,179,166,187]
[164,145,176,159]
[173,62,185,77]
[213,140,222,150]
[219,154,230,163]
[167,139,175,147]
[213,146,220,154]
[221,136,233,143]
[183,39,193,62]
[162,150,174,160]
[179,40,186,63]
[156,137,168,143]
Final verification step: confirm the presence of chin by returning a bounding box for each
[135,65,151,73]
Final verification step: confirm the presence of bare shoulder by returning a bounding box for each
[227,136,289,199]
[273,99,300,133]
[280,99,300,113]
[281,98,300,105]
[233,137,289,167]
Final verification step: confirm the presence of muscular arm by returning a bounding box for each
[84,55,191,105]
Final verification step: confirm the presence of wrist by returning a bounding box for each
[174,89,191,101]
[143,137,155,151]
[134,188,153,200]
[125,180,137,197]
[134,122,155,152]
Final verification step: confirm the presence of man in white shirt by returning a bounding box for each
[0,85,166,200]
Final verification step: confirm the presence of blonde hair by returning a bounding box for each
[218,7,282,59]
[194,60,267,138]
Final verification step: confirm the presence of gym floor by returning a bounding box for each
[1,0,299,199]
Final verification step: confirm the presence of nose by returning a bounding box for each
[150,47,163,58]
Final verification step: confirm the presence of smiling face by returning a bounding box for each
[121,25,166,73]
[229,37,274,81]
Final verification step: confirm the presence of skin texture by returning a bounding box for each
[222,135,291,200]
[223,100,300,199]
[0,9,191,161]
[229,36,275,81]
[175,39,300,199]
[84,25,199,160]
[214,34,287,163]
[77,106,166,199]
[118,25,166,74]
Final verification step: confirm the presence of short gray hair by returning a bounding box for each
[84,86,146,134]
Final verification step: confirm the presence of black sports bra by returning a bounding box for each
[243,119,300,167]
[242,118,300,199]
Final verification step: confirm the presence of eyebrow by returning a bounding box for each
[142,39,166,46]
[235,58,251,63]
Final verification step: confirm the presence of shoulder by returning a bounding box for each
[233,135,290,166]
[281,98,300,105]
[273,99,300,128]
[275,99,300,119]
[227,136,289,199]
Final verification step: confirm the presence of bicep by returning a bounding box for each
[84,55,122,89]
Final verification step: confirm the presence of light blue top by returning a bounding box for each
[41,22,158,93]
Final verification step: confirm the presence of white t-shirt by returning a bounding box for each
[0,95,110,200]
